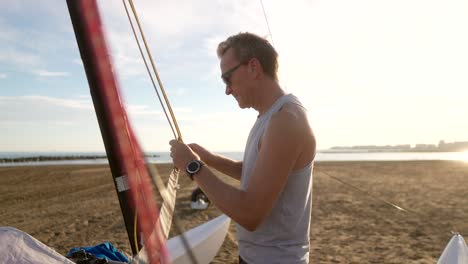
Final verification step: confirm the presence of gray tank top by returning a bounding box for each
[237,94,314,264]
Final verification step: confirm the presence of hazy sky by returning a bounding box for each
[1,0,467,152]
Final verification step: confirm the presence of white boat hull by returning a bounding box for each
[132,214,231,264]
[437,234,468,264]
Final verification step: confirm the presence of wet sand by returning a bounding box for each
[1,161,467,263]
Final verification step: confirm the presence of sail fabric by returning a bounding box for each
[157,168,179,240]
[0,226,75,264]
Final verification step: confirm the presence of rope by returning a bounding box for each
[122,0,178,140]
[260,0,275,46]
[125,0,183,141]
[121,1,198,263]
[318,170,411,213]
[316,169,459,236]
[257,0,457,244]
[257,0,459,245]
[133,209,139,252]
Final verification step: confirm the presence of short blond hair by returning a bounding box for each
[217,32,278,81]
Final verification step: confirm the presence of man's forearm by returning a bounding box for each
[194,167,260,231]
[204,153,242,180]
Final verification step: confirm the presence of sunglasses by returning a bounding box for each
[221,62,243,86]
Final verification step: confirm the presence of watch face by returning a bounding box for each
[187,161,200,173]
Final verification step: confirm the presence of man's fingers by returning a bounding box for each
[169,139,177,146]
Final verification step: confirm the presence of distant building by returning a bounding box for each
[414,144,437,151]
[393,144,411,150]
[328,140,468,152]
[438,140,468,152]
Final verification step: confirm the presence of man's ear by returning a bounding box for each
[249,58,262,75]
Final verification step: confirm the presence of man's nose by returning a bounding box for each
[225,85,232,95]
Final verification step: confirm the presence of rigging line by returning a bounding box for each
[122,1,198,263]
[259,0,456,241]
[134,208,139,252]
[126,0,183,141]
[122,0,182,239]
[121,0,177,140]
[317,169,459,236]
[123,0,183,241]
[260,0,275,47]
[318,169,410,213]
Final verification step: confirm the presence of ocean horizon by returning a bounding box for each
[1,151,468,167]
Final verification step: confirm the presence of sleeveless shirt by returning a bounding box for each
[237,94,314,264]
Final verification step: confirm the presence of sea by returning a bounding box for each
[0,151,467,167]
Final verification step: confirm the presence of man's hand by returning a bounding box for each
[169,140,200,171]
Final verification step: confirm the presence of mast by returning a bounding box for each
[66,2,166,262]
[66,0,141,255]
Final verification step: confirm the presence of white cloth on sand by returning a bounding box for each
[0,226,74,264]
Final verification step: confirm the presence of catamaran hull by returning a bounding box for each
[437,233,468,264]
[132,214,231,264]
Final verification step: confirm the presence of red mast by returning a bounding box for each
[66,1,167,263]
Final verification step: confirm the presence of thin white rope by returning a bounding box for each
[260,0,275,46]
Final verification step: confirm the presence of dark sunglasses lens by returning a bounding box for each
[222,76,229,85]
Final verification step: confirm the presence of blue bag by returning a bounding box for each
[67,242,129,263]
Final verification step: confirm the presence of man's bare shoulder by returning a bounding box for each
[268,102,316,168]
[270,102,309,130]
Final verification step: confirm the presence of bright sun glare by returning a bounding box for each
[455,150,468,162]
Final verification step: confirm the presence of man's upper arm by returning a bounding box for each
[244,107,304,226]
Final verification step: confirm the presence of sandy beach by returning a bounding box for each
[1,160,467,263]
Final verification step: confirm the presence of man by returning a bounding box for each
[170,32,316,264]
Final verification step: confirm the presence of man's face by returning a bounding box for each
[220,48,250,109]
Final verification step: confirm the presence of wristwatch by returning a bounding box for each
[186,160,204,180]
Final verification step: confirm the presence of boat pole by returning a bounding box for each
[66,3,166,263]
[66,0,143,255]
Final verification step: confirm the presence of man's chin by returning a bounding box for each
[235,97,249,109]
[237,100,247,109]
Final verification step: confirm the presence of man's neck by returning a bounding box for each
[254,79,285,116]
